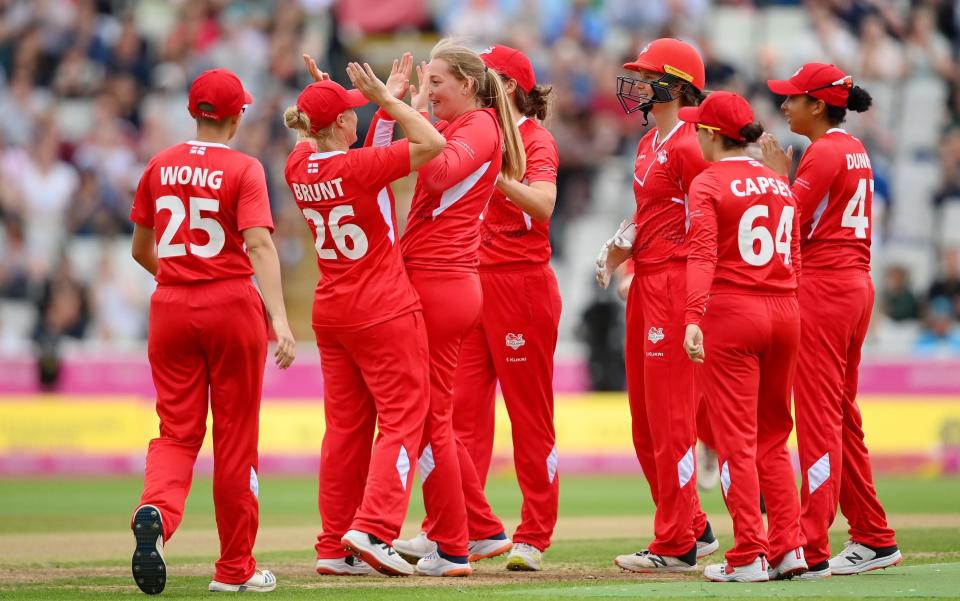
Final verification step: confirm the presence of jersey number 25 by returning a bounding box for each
[156,195,225,259]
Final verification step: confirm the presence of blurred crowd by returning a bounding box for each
[1,0,959,368]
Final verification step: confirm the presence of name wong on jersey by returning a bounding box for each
[158,165,224,190]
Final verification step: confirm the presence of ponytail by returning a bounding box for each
[282,104,331,142]
[515,84,552,121]
[847,85,872,112]
[431,38,526,180]
[480,69,526,180]
[720,122,765,150]
[820,84,872,126]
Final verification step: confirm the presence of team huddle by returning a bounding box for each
[125,36,900,594]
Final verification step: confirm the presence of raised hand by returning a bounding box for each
[411,61,430,112]
[302,53,330,82]
[758,133,794,178]
[346,62,392,105]
[385,52,414,100]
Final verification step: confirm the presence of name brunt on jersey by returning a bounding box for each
[291,178,345,202]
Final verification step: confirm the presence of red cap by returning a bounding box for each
[479,45,536,93]
[296,81,369,132]
[678,91,754,141]
[623,38,705,91]
[767,63,852,108]
[188,68,253,121]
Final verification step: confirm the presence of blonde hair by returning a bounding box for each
[282,105,333,141]
[430,40,526,180]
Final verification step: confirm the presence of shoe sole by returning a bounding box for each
[797,570,831,580]
[416,567,473,577]
[771,566,808,580]
[615,559,698,574]
[208,582,276,592]
[315,566,371,576]
[393,545,433,565]
[342,536,413,577]
[696,540,720,559]
[468,542,513,562]
[831,553,902,576]
[705,574,770,582]
[131,506,166,595]
[506,557,541,571]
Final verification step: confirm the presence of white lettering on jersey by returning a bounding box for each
[730,177,792,198]
[845,153,871,170]
[159,166,224,190]
[291,178,345,203]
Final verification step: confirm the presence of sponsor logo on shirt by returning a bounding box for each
[505,333,526,350]
[647,327,665,344]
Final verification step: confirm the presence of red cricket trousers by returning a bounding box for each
[313,310,430,559]
[795,270,896,566]
[698,293,803,567]
[408,268,502,557]
[139,278,267,585]
[624,261,709,556]
[445,264,562,551]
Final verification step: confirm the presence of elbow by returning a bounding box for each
[532,197,556,224]
[428,135,446,156]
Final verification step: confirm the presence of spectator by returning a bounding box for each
[915,296,960,357]
[882,265,921,321]
[928,247,960,316]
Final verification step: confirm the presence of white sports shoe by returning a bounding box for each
[393,532,437,563]
[415,551,473,577]
[208,569,277,593]
[696,522,720,559]
[829,541,902,575]
[468,536,512,562]
[615,549,698,573]
[342,529,413,576]
[768,547,808,580]
[704,556,769,582]
[797,560,831,580]
[315,555,374,576]
[506,542,543,571]
[131,505,166,595]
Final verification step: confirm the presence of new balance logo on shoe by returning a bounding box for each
[845,553,863,563]
[649,555,667,568]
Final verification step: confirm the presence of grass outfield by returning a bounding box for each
[0,475,958,599]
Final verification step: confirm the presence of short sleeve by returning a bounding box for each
[236,159,274,233]
[130,163,155,227]
[350,140,411,192]
[524,134,559,185]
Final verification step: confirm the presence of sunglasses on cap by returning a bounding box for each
[696,123,720,132]
[804,75,853,95]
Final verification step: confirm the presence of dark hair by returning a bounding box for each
[679,83,705,107]
[811,85,873,126]
[514,84,552,120]
[720,122,764,149]
[194,101,231,126]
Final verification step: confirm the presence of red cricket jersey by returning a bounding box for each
[401,108,503,272]
[685,157,801,325]
[791,128,872,271]
[285,139,421,331]
[631,121,709,274]
[479,116,559,269]
[130,140,274,285]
